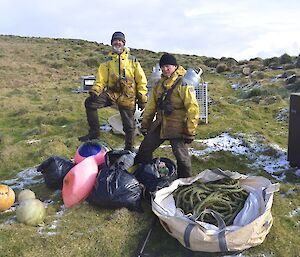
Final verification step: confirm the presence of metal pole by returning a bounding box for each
[137,217,157,257]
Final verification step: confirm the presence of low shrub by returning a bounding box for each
[216,63,228,73]
[204,57,219,68]
[280,53,292,64]
[295,57,300,68]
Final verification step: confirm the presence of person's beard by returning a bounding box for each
[112,45,124,54]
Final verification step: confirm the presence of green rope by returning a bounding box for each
[173,178,249,226]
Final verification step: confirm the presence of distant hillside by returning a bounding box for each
[1,34,299,80]
[1,34,299,91]
[1,34,300,149]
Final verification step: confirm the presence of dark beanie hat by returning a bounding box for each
[111,31,126,44]
[159,53,178,67]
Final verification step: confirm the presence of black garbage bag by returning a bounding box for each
[86,167,143,212]
[105,149,136,170]
[37,156,74,190]
[134,157,177,195]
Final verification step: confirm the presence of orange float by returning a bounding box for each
[62,156,99,208]
[0,184,15,211]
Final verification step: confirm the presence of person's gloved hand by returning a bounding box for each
[140,128,147,136]
[89,91,98,100]
[184,134,195,144]
[137,101,146,111]
[184,138,194,144]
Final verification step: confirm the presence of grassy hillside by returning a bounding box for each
[0,35,299,257]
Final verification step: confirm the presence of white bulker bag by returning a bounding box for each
[151,169,279,252]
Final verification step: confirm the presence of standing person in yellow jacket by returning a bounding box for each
[134,53,199,178]
[79,31,148,151]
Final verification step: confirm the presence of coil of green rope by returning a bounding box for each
[173,178,249,226]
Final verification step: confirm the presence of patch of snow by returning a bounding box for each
[191,133,291,179]
[0,216,17,226]
[193,133,249,155]
[287,207,300,218]
[231,81,261,92]
[100,123,112,132]
[231,83,241,90]
[37,205,66,237]
[224,72,242,79]
[1,167,44,190]
[276,107,289,123]
[43,199,54,207]
[26,139,41,144]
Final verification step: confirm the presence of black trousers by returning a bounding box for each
[134,125,192,178]
[84,92,135,150]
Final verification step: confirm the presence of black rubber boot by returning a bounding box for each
[78,108,100,142]
[78,132,99,142]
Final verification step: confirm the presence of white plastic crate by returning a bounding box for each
[194,82,208,123]
[80,75,96,92]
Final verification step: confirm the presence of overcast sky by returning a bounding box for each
[0,0,299,60]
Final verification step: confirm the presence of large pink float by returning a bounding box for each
[62,156,98,208]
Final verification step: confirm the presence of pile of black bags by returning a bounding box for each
[37,149,177,213]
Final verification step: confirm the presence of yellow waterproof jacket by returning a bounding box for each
[142,66,200,139]
[90,48,147,110]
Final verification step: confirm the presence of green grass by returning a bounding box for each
[0,35,300,257]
